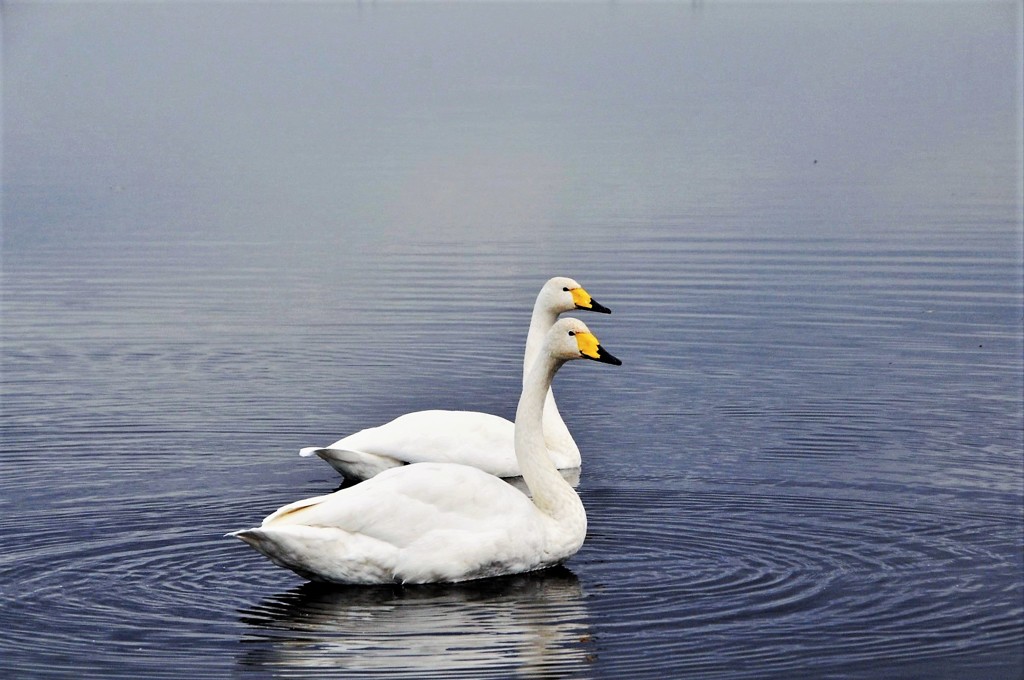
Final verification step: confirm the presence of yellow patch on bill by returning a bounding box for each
[575,332,602,359]
[571,287,594,309]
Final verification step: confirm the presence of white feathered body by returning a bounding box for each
[301,403,579,480]
[298,277,603,482]
[235,462,586,584]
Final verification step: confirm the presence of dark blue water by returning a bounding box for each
[2,3,1022,678]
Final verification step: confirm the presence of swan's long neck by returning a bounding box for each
[515,353,583,518]
[524,304,579,460]
[523,303,558,383]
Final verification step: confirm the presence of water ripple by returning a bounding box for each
[575,485,1023,677]
[2,212,1020,678]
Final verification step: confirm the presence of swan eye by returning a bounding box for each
[568,330,575,336]
[562,287,570,292]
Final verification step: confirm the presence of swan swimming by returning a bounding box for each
[229,317,621,584]
[299,277,610,481]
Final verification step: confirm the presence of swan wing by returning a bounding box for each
[324,411,521,477]
[249,463,548,583]
[265,463,533,536]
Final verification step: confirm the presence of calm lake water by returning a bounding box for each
[2,3,1022,678]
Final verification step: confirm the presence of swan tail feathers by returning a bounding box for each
[302,447,405,481]
[227,528,263,549]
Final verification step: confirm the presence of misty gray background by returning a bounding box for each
[4,2,1019,250]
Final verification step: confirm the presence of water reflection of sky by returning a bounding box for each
[5,3,1018,248]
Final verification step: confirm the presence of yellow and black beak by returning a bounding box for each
[575,332,622,366]
[571,287,612,314]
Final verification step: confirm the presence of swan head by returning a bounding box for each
[540,277,611,315]
[548,317,622,366]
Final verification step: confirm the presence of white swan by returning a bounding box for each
[299,277,610,481]
[229,317,621,584]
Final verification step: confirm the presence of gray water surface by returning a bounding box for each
[2,3,1022,678]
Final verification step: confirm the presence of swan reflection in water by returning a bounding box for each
[237,567,594,678]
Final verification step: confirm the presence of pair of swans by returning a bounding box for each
[230,278,620,584]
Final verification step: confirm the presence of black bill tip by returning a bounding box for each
[594,345,622,366]
[582,298,612,314]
